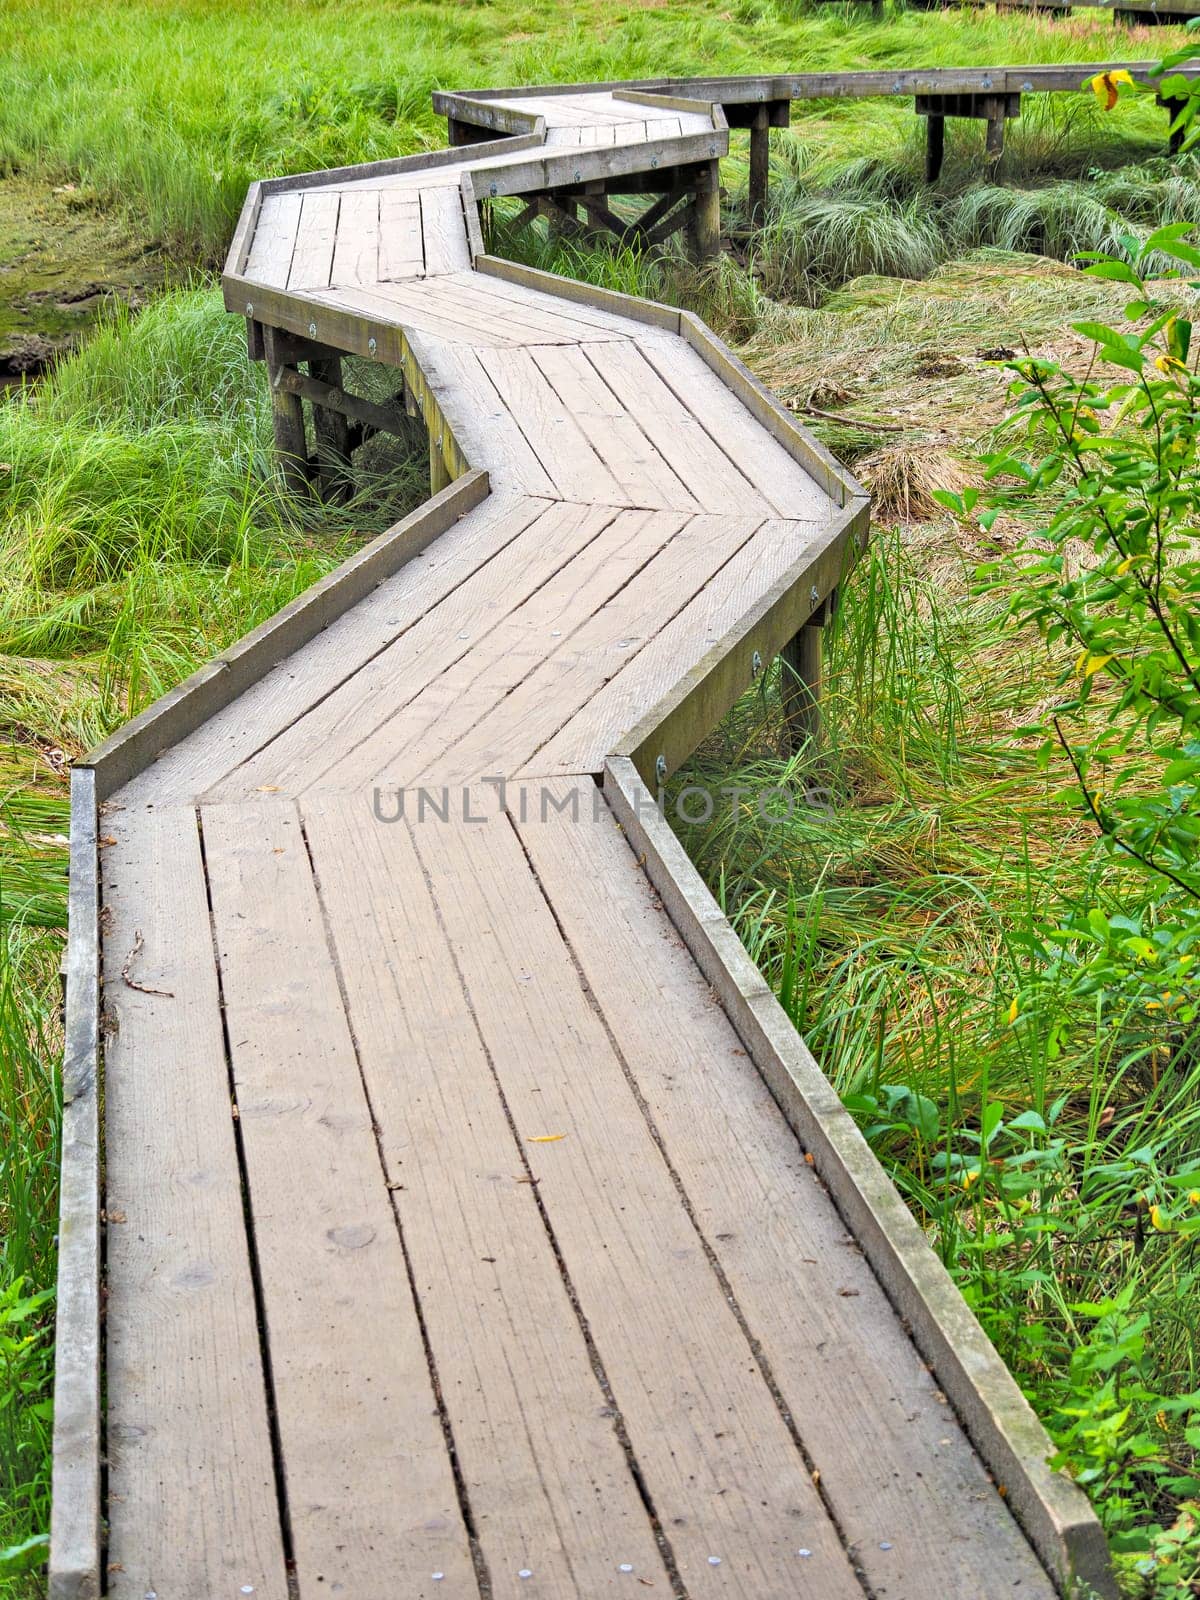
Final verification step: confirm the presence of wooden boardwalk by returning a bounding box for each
[51,74,1121,1600]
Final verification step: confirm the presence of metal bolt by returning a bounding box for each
[245,302,254,316]
[655,754,667,785]
[489,182,498,196]
[574,169,582,181]
[650,156,658,168]
[368,337,377,355]
[308,322,317,337]
[810,585,820,606]
[751,650,763,678]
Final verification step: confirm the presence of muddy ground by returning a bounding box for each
[0,174,164,384]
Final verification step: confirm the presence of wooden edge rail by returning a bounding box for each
[471,252,683,332]
[48,766,101,1600]
[79,471,491,803]
[601,754,1118,1600]
[614,500,869,784]
[678,311,865,509]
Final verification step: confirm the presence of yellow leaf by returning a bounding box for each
[1082,653,1113,678]
[962,1168,981,1191]
[1006,997,1020,1025]
[1087,69,1133,111]
[527,1133,567,1143]
[1155,353,1188,377]
[1150,1203,1171,1232]
[1116,557,1135,575]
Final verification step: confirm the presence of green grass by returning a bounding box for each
[2,0,1200,1591]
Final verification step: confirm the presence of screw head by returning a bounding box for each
[650,156,658,168]
[245,302,254,316]
[810,585,820,606]
[489,181,498,196]
[709,143,717,156]
[655,754,667,785]
[752,650,763,678]
[308,321,317,337]
[573,169,581,182]
[368,337,377,355]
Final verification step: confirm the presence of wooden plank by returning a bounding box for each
[120,492,546,807]
[530,341,698,511]
[287,190,340,290]
[214,499,618,798]
[420,185,472,275]
[518,784,1061,1600]
[451,267,652,338]
[524,518,821,776]
[243,190,302,288]
[302,794,673,1594]
[88,471,493,803]
[636,332,831,521]
[330,187,381,287]
[410,812,863,1597]
[412,273,634,344]
[101,804,288,1600]
[324,280,544,347]
[406,334,558,494]
[616,502,865,786]
[48,767,101,1600]
[353,507,691,789]
[581,341,772,516]
[201,799,478,1595]
[379,190,424,280]
[602,756,1117,1598]
[475,345,631,504]
[429,510,766,786]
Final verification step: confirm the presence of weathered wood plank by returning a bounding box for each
[330,187,381,287]
[420,184,473,275]
[243,190,302,288]
[378,190,424,280]
[89,472,493,803]
[287,190,341,290]
[518,783,1060,1600]
[214,499,617,798]
[48,767,101,1600]
[428,510,765,785]
[359,507,691,788]
[411,811,863,1597]
[529,341,699,510]
[115,491,544,807]
[582,340,772,516]
[201,799,478,1595]
[406,334,559,494]
[476,344,631,504]
[523,518,817,776]
[101,804,288,1600]
[636,332,831,520]
[302,794,673,1594]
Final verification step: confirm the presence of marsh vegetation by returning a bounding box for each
[3,1,1200,1591]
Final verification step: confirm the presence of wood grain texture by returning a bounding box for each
[102,804,288,1600]
[48,768,101,1600]
[201,799,477,1598]
[517,783,1058,1600]
[411,811,864,1597]
[303,793,673,1595]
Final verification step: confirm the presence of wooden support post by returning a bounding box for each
[263,327,309,498]
[689,160,721,265]
[985,107,1006,166]
[308,353,353,503]
[925,114,945,183]
[781,594,833,754]
[749,106,770,225]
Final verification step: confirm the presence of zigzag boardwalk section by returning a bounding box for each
[51,73,1120,1600]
